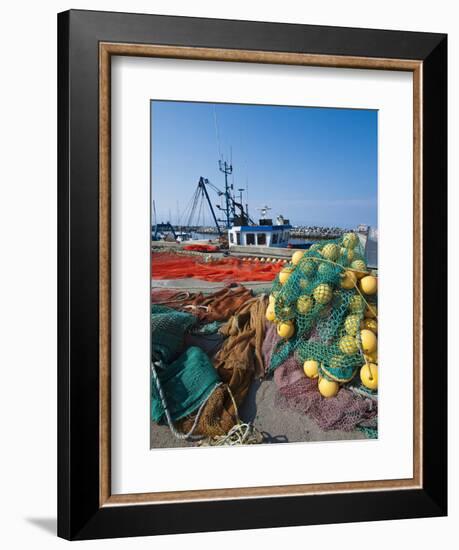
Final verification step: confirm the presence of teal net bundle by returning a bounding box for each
[151,305,221,424]
[151,346,220,423]
[268,234,377,385]
[151,305,197,364]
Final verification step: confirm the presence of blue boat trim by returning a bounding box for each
[233,225,292,232]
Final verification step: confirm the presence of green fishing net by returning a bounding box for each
[151,346,220,423]
[151,305,221,424]
[269,233,377,384]
[151,304,197,363]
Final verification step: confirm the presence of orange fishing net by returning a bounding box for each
[151,285,255,322]
[178,295,268,437]
[152,252,283,282]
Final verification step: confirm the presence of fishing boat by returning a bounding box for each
[228,208,291,248]
[176,163,295,251]
[152,158,377,266]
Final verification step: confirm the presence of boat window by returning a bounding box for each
[257,233,266,245]
[246,233,255,245]
[272,233,278,244]
[229,232,234,244]
[236,232,241,245]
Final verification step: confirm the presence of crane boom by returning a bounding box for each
[198,177,222,236]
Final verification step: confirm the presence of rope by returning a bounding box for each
[151,360,221,441]
[201,422,264,446]
[151,291,193,306]
[349,385,378,403]
[199,384,264,446]
[182,304,209,313]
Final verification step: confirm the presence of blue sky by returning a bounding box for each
[151,101,377,228]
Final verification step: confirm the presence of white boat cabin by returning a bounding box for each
[228,223,292,248]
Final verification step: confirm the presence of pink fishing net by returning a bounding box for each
[262,322,377,431]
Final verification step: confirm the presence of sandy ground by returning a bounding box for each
[152,277,272,294]
[151,275,368,449]
[150,377,366,449]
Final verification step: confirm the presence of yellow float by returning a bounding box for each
[360,363,378,390]
[279,267,294,285]
[321,243,340,261]
[303,359,320,379]
[291,250,305,265]
[340,270,357,289]
[277,320,295,339]
[313,283,333,304]
[339,335,359,355]
[349,295,365,313]
[344,314,361,336]
[360,329,377,354]
[265,304,276,322]
[342,232,358,249]
[297,295,314,315]
[359,275,377,295]
[362,318,378,333]
[318,378,340,397]
[351,259,367,277]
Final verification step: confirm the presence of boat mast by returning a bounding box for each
[218,159,233,229]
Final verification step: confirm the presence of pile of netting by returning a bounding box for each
[152,251,283,282]
[151,289,269,441]
[266,232,378,402]
[151,305,221,429]
[263,322,377,431]
[152,285,255,322]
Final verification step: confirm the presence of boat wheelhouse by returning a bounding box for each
[228,214,292,248]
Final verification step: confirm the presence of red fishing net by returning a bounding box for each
[152,252,284,282]
[262,322,377,431]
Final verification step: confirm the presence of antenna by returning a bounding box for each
[246,176,249,221]
[218,158,233,229]
[213,105,222,160]
[256,205,272,220]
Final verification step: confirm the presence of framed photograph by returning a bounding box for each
[58,9,447,540]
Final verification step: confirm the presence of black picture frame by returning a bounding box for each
[58,9,447,540]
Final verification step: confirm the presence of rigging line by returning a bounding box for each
[205,179,223,195]
[198,190,204,227]
[213,105,222,160]
[199,190,205,228]
[197,192,202,227]
[186,186,200,228]
[152,199,157,225]
[179,189,195,225]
